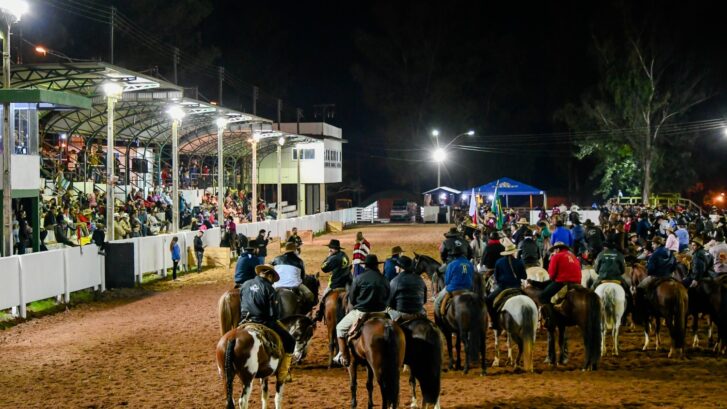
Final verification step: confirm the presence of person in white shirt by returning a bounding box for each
[709,233,727,275]
[271,242,314,307]
[665,227,679,254]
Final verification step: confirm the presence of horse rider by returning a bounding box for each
[550,220,573,248]
[314,239,352,322]
[517,230,541,268]
[512,218,531,245]
[532,241,582,305]
[584,219,605,260]
[571,219,587,257]
[685,236,712,288]
[482,231,505,275]
[334,254,390,366]
[486,241,527,328]
[238,264,295,382]
[383,246,405,282]
[386,255,428,322]
[272,242,315,309]
[234,240,260,286]
[352,231,372,276]
[440,227,472,267]
[637,236,676,292]
[286,226,303,253]
[434,245,476,317]
[590,240,632,307]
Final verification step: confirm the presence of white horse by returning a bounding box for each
[594,283,626,356]
[492,295,539,372]
[581,267,598,288]
[525,266,549,282]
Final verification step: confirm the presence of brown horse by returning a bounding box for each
[434,291,487,375]
[400,318,443,409]
[523,284,602,370]
[688,278,725,349]
[347,317,406,409]
[216,324,288,409]
[322,288,348,368]
[634,278,688,358]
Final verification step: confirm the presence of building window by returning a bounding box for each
[293,148,315,160]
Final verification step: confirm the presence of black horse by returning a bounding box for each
[413,253,444,294]
[688,278,727,350]
[400,318,442,409]
[277,274,321,319]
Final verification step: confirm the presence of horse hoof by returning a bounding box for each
[491,358,500,367]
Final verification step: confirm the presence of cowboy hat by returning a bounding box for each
[395,255,413,271]
[516,218,529,225]
[255,264,280,282]
[500,242,518,256]
[691,236,704,247]
[391,245,404,256]
[552,241,570,250]
[652,236,665,246]
[443,227,459,237]
[283,242,297,253]
[325,239,344,249]
[364,254,384,269]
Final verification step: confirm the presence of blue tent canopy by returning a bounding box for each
[469,177,544,196]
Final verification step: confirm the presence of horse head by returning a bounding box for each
[281,315,316,364]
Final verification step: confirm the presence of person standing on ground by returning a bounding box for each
[287,227,303,253]
[170,236,181,281]
[193,230,205,272]
[255,229,270,264]
[352,231,371,276]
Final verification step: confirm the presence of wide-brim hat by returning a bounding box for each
[500,243,518,256]
[652,236,664,246]
[552,241,570,250]
[325,239,343,249]
[391,245,404,256]
[364,254,384,268]
[283,242,297,253]
[82,209,93,216]
[691,236,704,247]
[395,255,413,271]
[517,218,529,225]
[255,264,280,282]
[444,227,458,237]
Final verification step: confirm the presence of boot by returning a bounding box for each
[334,337,350,367]
[277,353,293,383]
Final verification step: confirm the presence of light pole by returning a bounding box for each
[1,0,27,257]
[276,136,284,220]
[215,117,227,226]
[102,82,123,241]
[167,106,185,232]
[251,131,260,222]
[429,129,475,187]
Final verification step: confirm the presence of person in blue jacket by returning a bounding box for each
[434,245,474,316]
[550,220,573,248]
[234,240,260,286]
[383,246,404,281]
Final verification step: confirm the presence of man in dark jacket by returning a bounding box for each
[440,227,471,266]
[685,237,712,287]
[517,231,541,268]
[239,264,294,383]
[584,220,605,259]
[638,236,675,291]
[314,239,351,322]
[53,216,77,247]
[486,242,527,327]
[256,229,271,264]
[193,230,205,272]
[234,240,259,285]
[383,246,404,281]
[590,241,632,311]
[286,227,303,253]
[512,218,532,245]
[482,231,505,272]
[334,254,390,366]
[91,222,106,251]
[387,255,427,321]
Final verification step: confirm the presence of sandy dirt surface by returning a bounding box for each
[2,224,727,408]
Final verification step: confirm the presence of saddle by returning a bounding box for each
[599,279,623,285]
[237,322,284,359]
[493,288,523,313]
[644,277,678,304]
[439,289,469,318]
[551,283,580,306]
[347,312,391,341]
[395,312,428,325]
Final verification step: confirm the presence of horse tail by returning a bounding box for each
[462,297,483,365]
[218,292,234,336]
[224,337,237,409]
[520,297,538,372]
[602,286,616,331]
[583,292,602,370]
[380,323,401,408]
[671,285,688,351]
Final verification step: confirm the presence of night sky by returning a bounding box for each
[17,0,727,203]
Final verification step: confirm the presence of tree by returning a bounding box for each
[560,33,711,201]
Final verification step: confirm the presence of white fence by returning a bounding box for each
[0,208,361,319]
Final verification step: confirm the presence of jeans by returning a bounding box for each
[258,256,266,265]
[195,251,204,272]
[540,280,564,304]
[172,260,180,280]
[433,288,447,315]
[353,264,365,277]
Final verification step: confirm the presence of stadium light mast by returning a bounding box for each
[167,105,186,232]
[216,117,228,226]
[102,82,124,241]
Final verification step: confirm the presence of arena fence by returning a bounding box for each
[0,208,361,319]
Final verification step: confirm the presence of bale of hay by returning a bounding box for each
[203,247,231,267]
[327,221,344,233]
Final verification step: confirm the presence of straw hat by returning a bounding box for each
[255,264,280,282]
[500,242,518,256]
[552,241,570,250]
[516,218,529,225]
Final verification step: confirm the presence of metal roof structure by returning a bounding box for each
[0,62,314,157]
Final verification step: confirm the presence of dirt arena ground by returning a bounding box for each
[2,224,727,408]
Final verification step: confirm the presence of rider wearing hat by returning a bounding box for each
[486,241,527,327]
[534,241,581,305]
[482,231,505,273]
[591,241,632,309]
[272,242,315,308]
[239,264,295,382]
[638,236,676,291]
[314,239,352,322]
[584,219,605,260]
[434,243,475,317]
[383,246,405,282]
[334,254,390,366]
[440,227,471,266]
[685,236,712,288]
[517,230,541,268]
[512,218,532,245]
[234,239,260,286]
[387,255,428,322]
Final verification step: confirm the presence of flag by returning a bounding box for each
[468,188,477,225]
[493,179,504,230]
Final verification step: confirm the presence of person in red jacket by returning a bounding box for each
[536,241,582,304]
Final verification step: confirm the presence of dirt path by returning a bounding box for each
[1,224,726,408]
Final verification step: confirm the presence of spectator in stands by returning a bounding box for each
[92,223,106,251]
[54,216,77,247]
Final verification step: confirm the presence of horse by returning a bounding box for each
[625,263,647,288]
[491,294,538,372]
[400,318,443,409]
[435,291,487,375]
[347,317,406,409]
[218,274,320,334]
[687,278,726,350]
[322,288,348,368]
[581,267,598,288]
[634,278,688,358]
[216,324,288,409]
[279,315,316,364]
[525,266,549,282]
[277,274,321,319]
[594,282,627,355]
[523,284,602,370]
[413,253,443,294]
